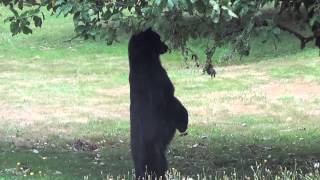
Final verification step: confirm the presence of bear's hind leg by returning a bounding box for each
[146,143,167,180]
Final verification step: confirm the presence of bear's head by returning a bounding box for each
[129,28,168,55]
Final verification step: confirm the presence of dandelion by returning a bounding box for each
[30,172,34,176]
[42,156,48,160]
[16,162,21,166]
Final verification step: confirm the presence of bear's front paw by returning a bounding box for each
[179,131,188,136]
[176,122,188,133]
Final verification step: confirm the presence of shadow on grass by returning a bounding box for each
[1,120,320,179]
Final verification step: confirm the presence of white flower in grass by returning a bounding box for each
[314,162,320,168]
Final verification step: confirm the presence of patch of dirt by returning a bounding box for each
[78,104,129,119]
[97,86,129,97]
[225,103,263,115]
[0,101,42,125]
[255,80,320,101]
[218,65,270,80]
[219,65,249,78]
[189,80,320,118]
[190,100,263,120]
[0,94,130,131]
[221,65,251,71]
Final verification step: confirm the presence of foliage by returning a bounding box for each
[0,0,319,68]
[0,0,240,42]
[0,0,274,46]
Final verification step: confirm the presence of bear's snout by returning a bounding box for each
[159,43,168,54]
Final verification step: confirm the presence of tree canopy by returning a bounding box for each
[0,0,319,72]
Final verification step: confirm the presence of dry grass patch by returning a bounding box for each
[97,85,129,97]
[255,80,320,101]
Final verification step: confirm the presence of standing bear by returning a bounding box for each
[128,28,188,179]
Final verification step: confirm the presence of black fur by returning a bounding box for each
[128,28,188,179]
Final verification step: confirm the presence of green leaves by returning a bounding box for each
[167,0,174,9]
[17,0,23,10]
[33,16,42,27]
[221,5,238,21]
[209,0,220,23]
[1,0,242,49]
[10,20,20,35]
[21,25,32,34]
[3,2,44,36]
[8,19,33,36]
[272,26,281,35]
[155,0,162,6]
[62,3,73,16]
[0,0,261,57]
[55,3,74,17]
[310,15,320,27]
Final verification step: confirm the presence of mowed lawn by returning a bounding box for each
[0,7,320,179]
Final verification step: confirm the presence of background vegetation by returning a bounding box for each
[1,0,320,75]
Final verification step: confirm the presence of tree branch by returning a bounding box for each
[276,23,314,49]
[63,34,81,43]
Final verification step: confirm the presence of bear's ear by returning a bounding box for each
[145,27,152,33]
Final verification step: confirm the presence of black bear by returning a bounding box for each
[128,28,188,179]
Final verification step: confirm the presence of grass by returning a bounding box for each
[1,6,320,180]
